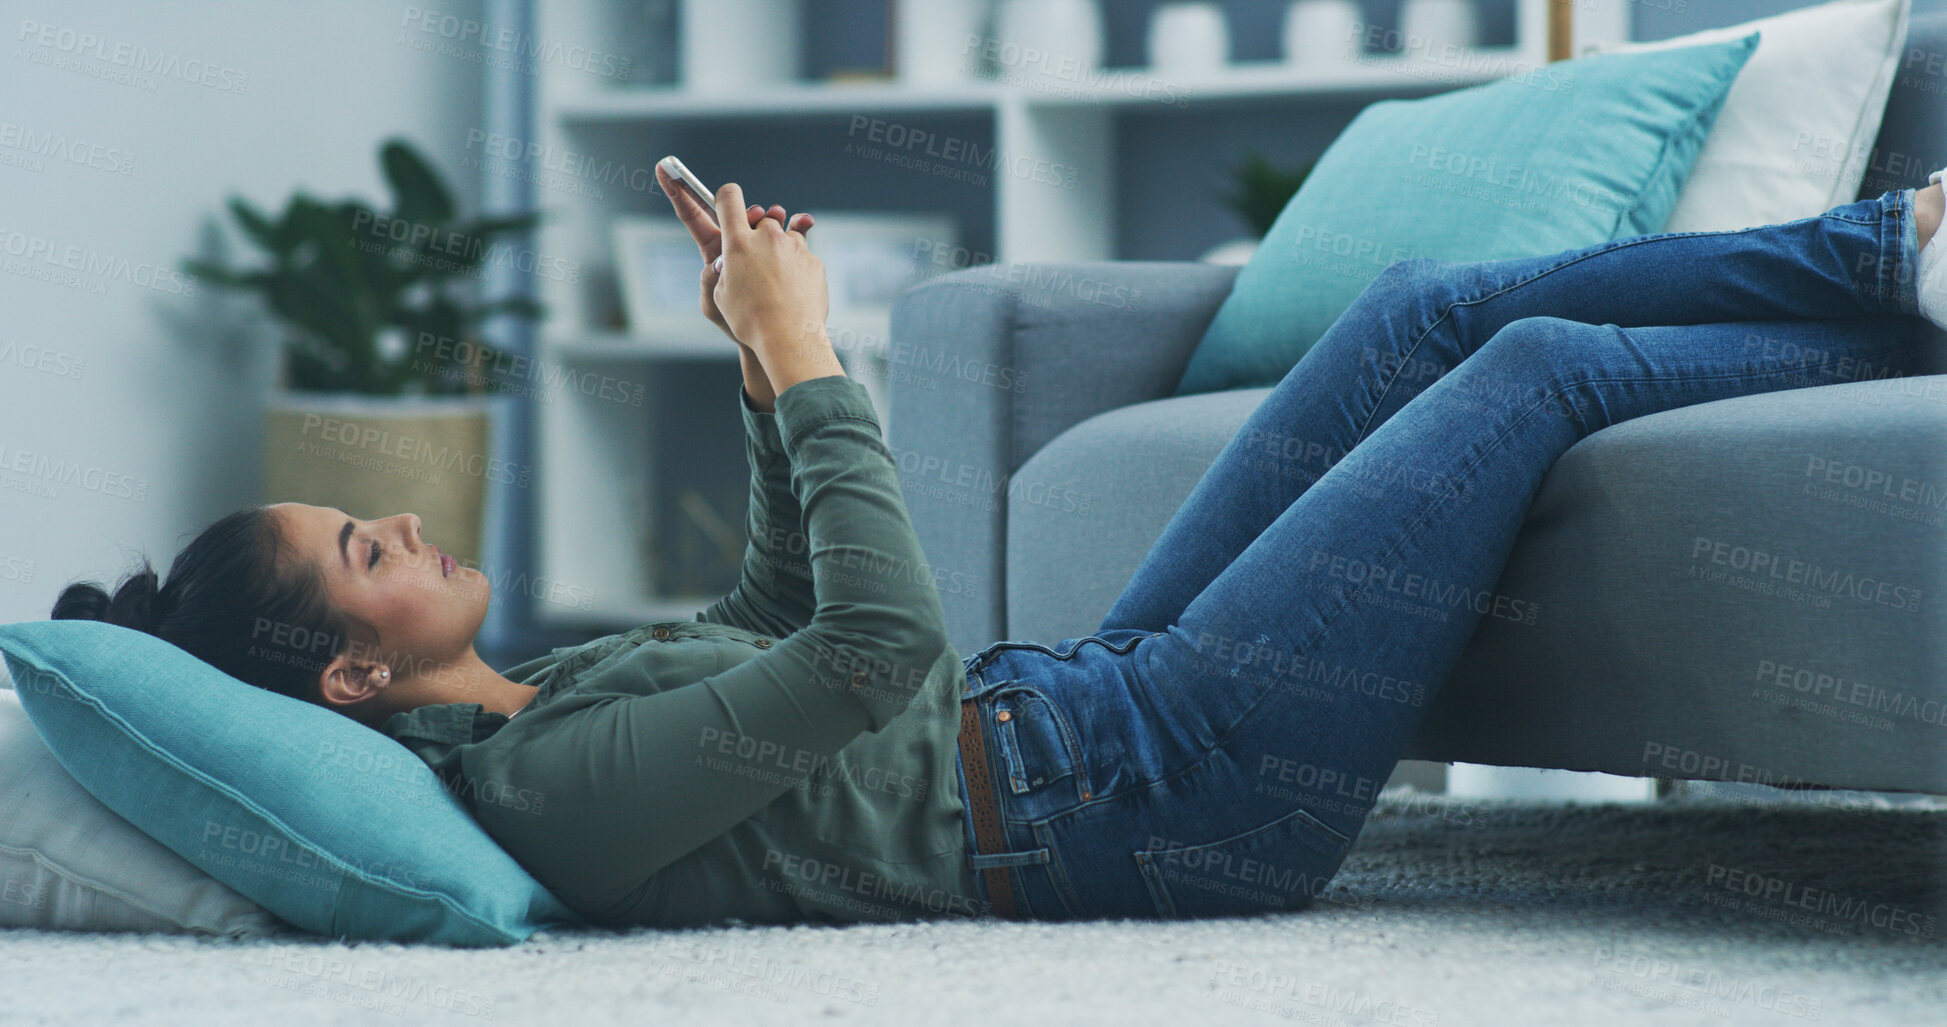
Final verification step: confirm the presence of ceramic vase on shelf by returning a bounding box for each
[992,0,1103,92]
[896,0,992,86]
[680,0,800,92]
[1398,0,1479,52]
[1147,3,1230,76]
[1282,0,1363,67]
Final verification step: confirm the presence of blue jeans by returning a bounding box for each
[955,189,1931,920]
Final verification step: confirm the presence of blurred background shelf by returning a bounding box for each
[552,52,1521,121]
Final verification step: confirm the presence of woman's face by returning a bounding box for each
[268,503,490,672]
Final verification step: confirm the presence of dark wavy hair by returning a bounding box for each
[49,506,372,704]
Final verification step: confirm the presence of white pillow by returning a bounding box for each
[0,688,291,936]
[1594,0,1910,232]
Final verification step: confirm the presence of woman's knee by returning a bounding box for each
[1356,257,1511,341]
[1470,316,1612,424]
[1336,259,1466,366]
[1477,316,1610,370]
[1363,257,1449,303]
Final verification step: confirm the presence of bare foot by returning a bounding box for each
[1918,182,1944,251]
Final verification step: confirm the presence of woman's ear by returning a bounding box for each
[316,654,391,710]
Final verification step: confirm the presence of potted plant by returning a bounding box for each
[1200,150,1314,265]
[184,139,544,567]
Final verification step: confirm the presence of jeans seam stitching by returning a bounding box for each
[1554,352,1910,397]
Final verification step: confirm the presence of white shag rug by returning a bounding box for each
[2,791,1941,1026]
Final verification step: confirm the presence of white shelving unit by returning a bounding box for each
[528,0,1578,629]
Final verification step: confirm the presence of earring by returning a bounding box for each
[377,668,391,680]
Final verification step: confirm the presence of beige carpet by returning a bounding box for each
[2,790,1942,1026]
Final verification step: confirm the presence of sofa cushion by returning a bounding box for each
[1593,0,1909,232]
[1009,380,1947,793]
[1173,35,1758,396]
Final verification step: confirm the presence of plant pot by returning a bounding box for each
[262,391,506,568]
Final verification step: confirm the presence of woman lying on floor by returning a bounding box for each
[52,165,1947,925]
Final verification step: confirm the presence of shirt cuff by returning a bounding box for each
[738,382,786,455]
[772,375,881,449]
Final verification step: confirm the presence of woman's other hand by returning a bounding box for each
[709,181,840,391]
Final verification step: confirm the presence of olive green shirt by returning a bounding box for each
[380,374,984,927]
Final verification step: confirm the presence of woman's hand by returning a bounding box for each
[709,181,842,393]
[655,163,813,339]
[655,164,815,408]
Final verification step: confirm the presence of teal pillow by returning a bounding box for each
[1174,34,1761,396]
[0,619,580,947]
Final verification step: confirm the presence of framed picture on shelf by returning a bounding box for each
[808,211,960,322]
[611,217,708,337]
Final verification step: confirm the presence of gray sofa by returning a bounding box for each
[888,14,1947,796]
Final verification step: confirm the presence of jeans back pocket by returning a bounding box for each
[1133,805,1351,919]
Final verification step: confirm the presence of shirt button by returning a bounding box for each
[996,710,1011,723]
[753,637,772,649]
[849,671,867,689]
[652,626,671,640]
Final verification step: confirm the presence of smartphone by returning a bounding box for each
[658,155,718,226]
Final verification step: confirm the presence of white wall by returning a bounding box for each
[0,0,484,621]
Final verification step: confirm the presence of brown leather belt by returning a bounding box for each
[958,695,1020,919]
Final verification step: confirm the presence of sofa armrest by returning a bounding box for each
[887,260,1240,655]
